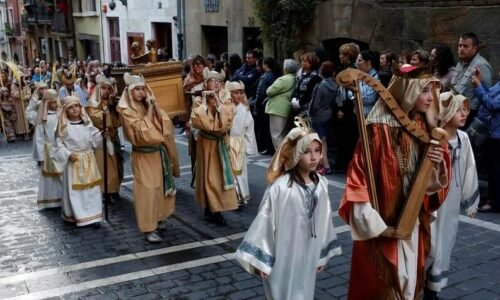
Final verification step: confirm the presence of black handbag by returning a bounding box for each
[466,117,489,148]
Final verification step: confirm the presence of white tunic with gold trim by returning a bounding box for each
[34,111,63,208]
[229,103,258,202]
[52,121,103,226]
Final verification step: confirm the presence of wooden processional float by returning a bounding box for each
[336,68,448,240]
[111,40,187,118]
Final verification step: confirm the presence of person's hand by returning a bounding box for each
[468,210,477,218]
[69,153,78,163]
[427,145,444,164]
[102,128,109,139]
[255,268,269,280]
[471,67,483,87]
[316,266,325,273]
[337,110,344,120]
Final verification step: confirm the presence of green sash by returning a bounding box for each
[198,131,235,190]
[132,145,176,196]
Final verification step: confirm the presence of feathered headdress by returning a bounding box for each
[266,116,322,183]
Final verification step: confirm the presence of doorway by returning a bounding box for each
[152,22,172,60]
[201,25,227,57]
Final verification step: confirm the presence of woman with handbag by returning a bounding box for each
[265,59,300,149]
[472,68,500,212]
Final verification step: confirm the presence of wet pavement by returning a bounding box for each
[0,132,499,299]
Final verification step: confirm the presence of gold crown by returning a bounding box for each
[293,115,314,134]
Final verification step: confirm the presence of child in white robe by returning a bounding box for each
[235,116,342,300]
[33,89,63,208]
[424,92,479,300]
[226,81,258,205]
[52,96,103,227]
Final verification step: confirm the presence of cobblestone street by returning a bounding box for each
[0,132,499,300]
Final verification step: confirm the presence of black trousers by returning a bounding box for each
[487,138,500,210]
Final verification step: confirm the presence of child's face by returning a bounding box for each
[231,90,244,105]
[448,102,469,128]
[131,86,145,102]
[297,140,322,174]
[414,83,434,113]
[47,100,58,111]
[66,103,81,120]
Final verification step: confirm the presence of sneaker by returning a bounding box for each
[145,231,162,243]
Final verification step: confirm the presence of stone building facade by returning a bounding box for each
[307,0,500,72]
[184,0,263,58]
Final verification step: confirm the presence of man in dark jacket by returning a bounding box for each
[232,50,260,100]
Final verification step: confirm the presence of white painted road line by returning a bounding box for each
[0,224,351,287]
[459,215,500,232]
[0,232,247,285]
[5,255,229,300]
[2,226,351,300]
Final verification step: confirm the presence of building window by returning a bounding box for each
[108,18,120,62]
[73,0,96,13]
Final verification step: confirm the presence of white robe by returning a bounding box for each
[427,130,479,292]
[52,122,103,226]
[229,104,258,203]
[34,112,63,208]
[26,96,41,126]
[236,174,342,300]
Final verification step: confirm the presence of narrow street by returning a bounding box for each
[0,131,499,300]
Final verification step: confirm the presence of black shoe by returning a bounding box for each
[423,287,439,300]
[93,222,101,229]
[212,213,227,226]
[204,207,213,219]
[206,212,227,226]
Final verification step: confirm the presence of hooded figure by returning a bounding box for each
[117,72,180,243]
[52,96,103,226]
[236,116,342,300]
[191,68,237,226]
[86,75,124,197]
[339,65,451,300]
[33,89,63,208]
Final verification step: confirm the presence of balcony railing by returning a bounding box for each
[23,2,54,24]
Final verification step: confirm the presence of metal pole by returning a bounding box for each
[103,109,109,221]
